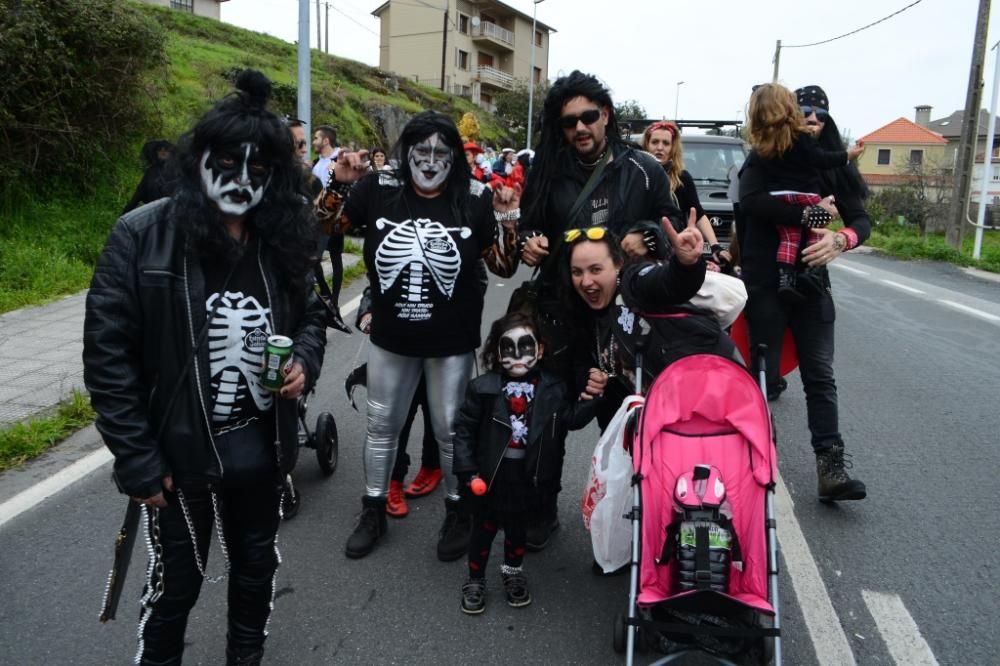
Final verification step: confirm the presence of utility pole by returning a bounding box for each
[298,0,311,131]
[440,6,448,92]
[324,2,329,54]
[947,0,991,250]
[315,0,322,51]
[772,40,781,82]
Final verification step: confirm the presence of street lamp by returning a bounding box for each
[674,80,684,121]
[525,0,546,150]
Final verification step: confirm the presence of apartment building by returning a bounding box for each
[372,0,555,113]
[856,117,949,196]
[138,0,228,20]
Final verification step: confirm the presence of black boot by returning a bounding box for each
[437,497,472,562]
[777,264,805,305]
[226,647,264,666]
[319,295,352,334]
[525,501,560,552]
[345,496,387,558]
[816,443,867,502]
[280,474,300,521]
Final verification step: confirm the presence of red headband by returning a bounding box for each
[647,121,678,137]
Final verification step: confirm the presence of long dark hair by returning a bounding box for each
[558,226,626,319]
[522,71,624,231]
[817,114,869,200]
[389,111,471,210]
[481,311,544,373]
[170,69,316,289]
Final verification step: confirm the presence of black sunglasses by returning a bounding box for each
[800,105,830,121]
[559,108,602,129]
[296,140,307,149]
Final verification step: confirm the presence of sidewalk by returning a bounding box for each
[0,254,361,429]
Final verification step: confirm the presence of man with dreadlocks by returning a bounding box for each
[318,110,521,560]
[83,70,327,665]
[517,70,687,550]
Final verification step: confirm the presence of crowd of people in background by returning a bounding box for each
[98,66,871,664]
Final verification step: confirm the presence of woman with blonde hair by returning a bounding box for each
[745,83,862,302]
[641,120,730,269]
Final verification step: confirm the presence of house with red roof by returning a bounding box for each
[856,117,949,192]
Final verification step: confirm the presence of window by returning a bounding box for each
[877,149,891,165]
[456,49,470,71]
[533,67,542,85]
[458,14,469,35]
[535,30,543,47]
[480,92,493,106]
[909,149,923,166]
[992,167,1000,182]
[170,0,194,11]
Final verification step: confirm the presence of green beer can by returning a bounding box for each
[261,335,294,392]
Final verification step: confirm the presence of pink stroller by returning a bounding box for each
[613,348,781,665]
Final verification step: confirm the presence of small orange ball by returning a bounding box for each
[470,478,487,496]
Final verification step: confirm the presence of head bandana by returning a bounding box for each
[200,143,271,216]
[408,133,453,194]
[499,326,539,378]
[795,85,830,113]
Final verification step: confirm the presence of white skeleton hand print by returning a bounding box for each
[206,290,273,424]
[374,217,470,305]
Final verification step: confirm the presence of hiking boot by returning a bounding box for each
[345,496,387,558]
[405,466,443,498]
[437,497,472,562]
[226,647,264,666]
[777,264,805,305]
[461,577,487,615]
[280,474,301,521]
[525,517,560,552]
[386,480,409,518]
[501,567,532,608]
[816,444,867,503]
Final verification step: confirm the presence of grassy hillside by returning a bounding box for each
[0,1,506,314]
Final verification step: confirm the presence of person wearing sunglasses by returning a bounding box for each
[738,84,870,503]
[515,70,684,550]
[640,121,732,271]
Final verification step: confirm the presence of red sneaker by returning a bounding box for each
[404,466,443,498]
[386,480,409,518]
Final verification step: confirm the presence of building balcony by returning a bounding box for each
[472,21,514,51]
[477,65,513,90]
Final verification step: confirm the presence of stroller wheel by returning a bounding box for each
[315,412,338,476]
[757,613,775,665]
[612,612,627,654]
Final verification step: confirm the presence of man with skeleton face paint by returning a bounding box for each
[84,70,327,666]
[317,110,522,560]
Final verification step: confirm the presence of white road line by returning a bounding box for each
[0,447,113,529]
[937,299,1000,323]
[880,279,926,295]
[773,473,857,665]
[862,590,940,666]
[831,263,870,276]
[0,291,368,531]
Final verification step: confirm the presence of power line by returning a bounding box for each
[783,0,924,49]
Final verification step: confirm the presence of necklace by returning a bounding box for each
[595,319,618,377]
[576,143,609,169]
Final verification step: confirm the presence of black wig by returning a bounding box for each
[170,69,317,287]
[390,110,471,206]
[816,115,869,201]
[480,310,544,373]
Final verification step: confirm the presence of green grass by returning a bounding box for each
[0,391,96,472]
[865,223,1000,273]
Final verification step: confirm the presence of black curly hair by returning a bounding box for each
[389,111,470,205]
[481,311,544,374]
[170,69,317,289]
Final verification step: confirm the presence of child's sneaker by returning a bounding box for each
[461,577,487,615]
[777,264,805,305]
[501,567,532,608]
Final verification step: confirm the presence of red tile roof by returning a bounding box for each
[859,118,948,145]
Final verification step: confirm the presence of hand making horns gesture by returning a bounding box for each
[662,207,704,266]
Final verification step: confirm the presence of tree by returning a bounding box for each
[494,79,549,148]
[458,112,481,143]
[614,99,646,122]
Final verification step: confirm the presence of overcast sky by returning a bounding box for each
[222,0,1000,140]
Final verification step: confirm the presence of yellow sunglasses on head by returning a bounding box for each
[563,226,607,243]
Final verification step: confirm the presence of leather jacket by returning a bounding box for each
[452,370,599,491]
[83,199,327,498]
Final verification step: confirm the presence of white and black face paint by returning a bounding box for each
[408,133,453,194]
[499,326,539,378]
[200,143,272,216]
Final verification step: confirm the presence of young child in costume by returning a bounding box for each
[747,83,863,303]
[452,311,602,614]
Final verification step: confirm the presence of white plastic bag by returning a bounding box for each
[689,271,747,329]
[582,397,644,573]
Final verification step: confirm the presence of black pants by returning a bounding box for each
[745,281,842,451]
[467,507,528,578]
[391,376,440,482]
[136,482,282,666]
[314,233,345,305]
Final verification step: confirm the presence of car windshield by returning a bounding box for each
[684,142,746,184]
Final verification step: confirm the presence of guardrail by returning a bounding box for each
[478,65,513,89]
[477,21,514,47]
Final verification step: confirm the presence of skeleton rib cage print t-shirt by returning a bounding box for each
[202,237,274,434]
[344,173,496,357]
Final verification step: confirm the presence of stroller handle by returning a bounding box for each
[754,344,768,397]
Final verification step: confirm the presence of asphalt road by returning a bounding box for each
[0,251,997,665]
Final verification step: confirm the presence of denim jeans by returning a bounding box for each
[745,280,843,452]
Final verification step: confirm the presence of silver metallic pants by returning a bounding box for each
[364,343,473,501]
